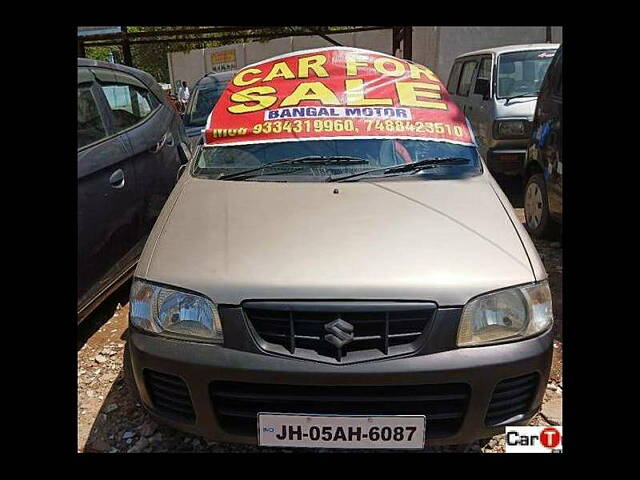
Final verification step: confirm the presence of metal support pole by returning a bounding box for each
[546,26,552,43]
[392,26,403,56]
[315,31,342,47]
[403,26,413,60]
[121,26,133,66]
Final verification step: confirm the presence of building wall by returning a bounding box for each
[204,43,246,73]
[434,26,563,83]
[411,27,440,76]
[167,27,562,89]
[167,49,206,91]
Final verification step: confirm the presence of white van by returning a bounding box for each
[447,44,559,176]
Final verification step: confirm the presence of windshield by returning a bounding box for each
[184,79,230,127]
[497,49,556,99]
[193,139,481,182]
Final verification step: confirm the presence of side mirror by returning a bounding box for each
[473,78,490,100]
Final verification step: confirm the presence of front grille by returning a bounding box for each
[211,381,470,439]
[485,373,539,426]
[244,302,436,363]
[144,369,195,423]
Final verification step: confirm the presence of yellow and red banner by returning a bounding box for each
[204,47,474,147]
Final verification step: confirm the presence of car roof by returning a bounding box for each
[78,58,156,85]
[77,57,166,101]
[455,43,560,59]
[195,70,238,88]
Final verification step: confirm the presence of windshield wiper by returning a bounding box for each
[330,157,471,182]
[505,91,539,104]
[217,156,369,181]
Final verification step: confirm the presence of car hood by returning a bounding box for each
[140,175,536,306]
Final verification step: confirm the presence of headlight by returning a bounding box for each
[457,281,552,347]
[494,120,528,139]
[129,279,223,343]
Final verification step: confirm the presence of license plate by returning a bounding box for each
[257,413,426,449]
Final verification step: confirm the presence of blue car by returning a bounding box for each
[182,70,237,148]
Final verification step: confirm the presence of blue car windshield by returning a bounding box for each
[193,139,481,182]
[184,80,230,127]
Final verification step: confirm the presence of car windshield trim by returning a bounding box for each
[192,139,481,183]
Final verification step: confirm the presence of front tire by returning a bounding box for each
[524,173,557,238]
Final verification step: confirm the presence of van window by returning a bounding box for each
[477,57,491,82]
[497,49,556,99]
[78,86,107,149]
[100,82,160,132]
[457,60,478,97]
[447,62,462,94]
[473,57,492,96]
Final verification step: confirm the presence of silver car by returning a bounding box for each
[448,44,559,176]
[124,51,554,449]
[125,140,554,448]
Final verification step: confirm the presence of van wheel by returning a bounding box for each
[524,173,557,238]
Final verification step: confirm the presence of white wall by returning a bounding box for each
[167,49,206,90]
[168,27,562,88]
[203,43,246,73]
[290,35,335,52]
[352,30,393,54]
[411,27,440,76]
[168,31,396,87]
[244,37,293,65]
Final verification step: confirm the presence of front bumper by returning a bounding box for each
[128,310,553,448]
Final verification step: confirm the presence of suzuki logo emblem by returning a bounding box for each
[324,318,354,348]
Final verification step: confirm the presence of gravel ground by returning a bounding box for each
[77,177,562,453]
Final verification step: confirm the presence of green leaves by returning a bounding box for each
[83,26,358,84]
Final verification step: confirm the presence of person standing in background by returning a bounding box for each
[178,81,190,112]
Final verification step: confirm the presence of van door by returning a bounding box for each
[466,55,493,153]
[97,71,180,237]
[446,60,463,99]
[454,58,479,117]
[77,70,139,312]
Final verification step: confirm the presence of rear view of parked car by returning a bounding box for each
[447,44,558,176]
[77,58,191,322]
[524,46,562,238]
[182,70,237,148]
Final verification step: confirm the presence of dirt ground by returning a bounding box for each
[77,176,562,453]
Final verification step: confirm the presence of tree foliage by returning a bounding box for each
[85,26,357,83]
